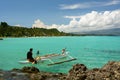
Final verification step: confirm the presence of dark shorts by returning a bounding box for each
[28,58,37,64]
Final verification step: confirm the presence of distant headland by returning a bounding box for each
[0,22,120,37]
[0,22,76,37]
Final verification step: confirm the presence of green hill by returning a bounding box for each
[0,22,70,37]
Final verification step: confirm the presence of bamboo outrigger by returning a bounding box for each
[35,51,77,66]
[48,58,76,66]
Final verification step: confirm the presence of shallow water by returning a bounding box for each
[0,36,120,73]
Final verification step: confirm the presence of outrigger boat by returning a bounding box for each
[19,51,76,66]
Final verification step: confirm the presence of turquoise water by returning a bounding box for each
[0,36,120,73]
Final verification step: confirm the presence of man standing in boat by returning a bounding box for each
[62,48,66,54]
[27,48,37,64]
[36,50,40,56]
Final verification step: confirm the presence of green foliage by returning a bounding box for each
[0,22,9,27]
[0,22,70,37]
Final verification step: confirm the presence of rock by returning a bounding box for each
[29,71,66,80]
[86,69,112,80]
[0,71,30,80]
[102,61,120,72]
[67,63,87,80]
[66,61,120,80]
[0,61,120,80]
[12,68,21,72]
[101,61,120,79]
[69,64,87,73]
[21,66,39,73]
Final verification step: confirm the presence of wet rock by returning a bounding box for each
[21,66,39,73]
[12,68,21,72]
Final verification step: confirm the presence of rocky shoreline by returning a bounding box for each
[0,61,120,80]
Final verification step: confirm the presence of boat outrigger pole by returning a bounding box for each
[48,58,76,66]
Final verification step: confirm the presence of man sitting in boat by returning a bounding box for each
[27,48,37,64]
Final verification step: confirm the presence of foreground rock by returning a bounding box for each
[0,61,120,80]
[0,66,66,80]
[67,61,120,80]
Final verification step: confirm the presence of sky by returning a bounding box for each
[0,0,120,32]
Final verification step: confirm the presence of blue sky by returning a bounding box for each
[0,0,120,32]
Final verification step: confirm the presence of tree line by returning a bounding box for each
[0,22,71,37]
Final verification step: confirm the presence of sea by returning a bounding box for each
[0,36,120,73]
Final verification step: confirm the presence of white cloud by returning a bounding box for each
[64,16,81,19]
[60,3,90,9]
[32,19,46,28]
[32,9,120,33]
[62,9,120,32]
[60,0,120,10]
[14,24,22,27]
[32,19,58,29]
[14,24,27,27]
[105,0,120,6]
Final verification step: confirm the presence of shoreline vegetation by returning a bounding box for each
[0,61,120,80]
[0,22,75,37]
[0,22,119,38]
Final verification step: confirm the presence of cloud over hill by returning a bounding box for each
[32,9,120,33]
